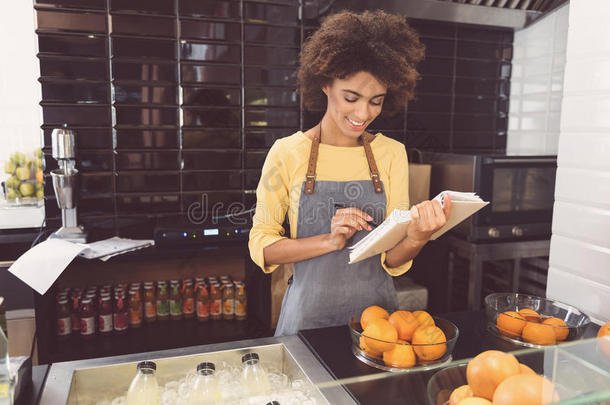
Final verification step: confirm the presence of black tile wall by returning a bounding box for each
[35,1,512,235]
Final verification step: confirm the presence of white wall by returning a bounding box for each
[0,3,44,228]
[547,0,610,323]
[0,4,42,163]
[507,5,568,155]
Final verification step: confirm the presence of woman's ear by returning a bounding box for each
[321,85,329,96]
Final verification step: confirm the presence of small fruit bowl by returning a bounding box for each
[348,316,459,372]
[426,363,468,405]
[485,293,591,348]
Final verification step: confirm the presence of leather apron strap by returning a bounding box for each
[304,128,383,195]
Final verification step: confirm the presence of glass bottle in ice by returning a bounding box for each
[241,353,271,397]
[187,362,220,405]
[125,361,160,405]
[0,327,13,405]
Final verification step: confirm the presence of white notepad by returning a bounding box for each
[348,190,489,264]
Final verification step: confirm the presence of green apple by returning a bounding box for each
[19,182,35,197]
[4,161,15,174]
[16,166,31,181]
[36,189,44,199]
[34,148,42,159]
[6,188,19,199]
[5,176,19,189]
[11,152,26,166]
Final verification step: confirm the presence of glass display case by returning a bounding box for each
[39,334,610,405]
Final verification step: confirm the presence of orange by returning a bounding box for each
[541,317,569,341]
[519,363,537,375]
[359,336,381,359]
[360,305,389,330]
[493,374,559,405]
[598,336,610,358]
[466,350,520,400]
[497,311,526,338]
[456,398,492,405]
[597,322,610,338]
[412,325,447,361]
[522,322,556,346]
[388,310,419,341]
[36,169,43,184]
[449,385,473,405]
[598,322,610,357]
[362,318,397,353]
[413,310,435,328]
[518,308,541,323]
[382,339,416,368]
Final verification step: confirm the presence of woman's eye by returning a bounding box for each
[370,101,382,106]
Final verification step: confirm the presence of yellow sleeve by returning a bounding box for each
[380,143,413,276]
[248,140,290,274]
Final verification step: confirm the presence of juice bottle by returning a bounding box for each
[98,294,113,334]
[196,284,209,322]
[187,362,220,405]
[169,280,182,320]
[79,297,95,339]
[144,285,157,323]
[70,288,82,335]
[128,288,143,328]
[221,283,235,320]
[156,281,169,321]
[125,361,160,405]
[209,284,222,321]
[182,279,195,319]
[241,353,271,397]
[56,296,71,338]
[235,283,247,321]
[113,290,128,333]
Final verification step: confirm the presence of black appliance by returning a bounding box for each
[421,151,557,241]
[154,217,251,246]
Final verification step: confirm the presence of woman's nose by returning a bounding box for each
[354,102,369,121]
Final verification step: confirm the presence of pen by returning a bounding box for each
[333,203,379,228]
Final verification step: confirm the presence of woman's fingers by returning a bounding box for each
[414,201,445,231]
[431,199,446,227]
[334,207,373,231]
[442,193,451,220]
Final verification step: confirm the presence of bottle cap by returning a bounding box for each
[137,361,156,371]
[196,362,215,373]
[241,353,259,363]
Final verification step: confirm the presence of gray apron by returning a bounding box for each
[275,132,399,336]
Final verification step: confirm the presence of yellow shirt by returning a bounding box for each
[248,131,412,276]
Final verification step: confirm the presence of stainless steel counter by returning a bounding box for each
[40,335,356,405]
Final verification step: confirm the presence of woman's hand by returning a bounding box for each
[328,207,373,251]
[406,193,452,245]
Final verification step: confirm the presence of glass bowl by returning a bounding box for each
[485,293,591,348]
[426,363,467,405]
[348,316,459,372]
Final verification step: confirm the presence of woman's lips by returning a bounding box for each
[345,116,366,131]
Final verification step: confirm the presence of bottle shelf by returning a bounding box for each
[46,317,271,363]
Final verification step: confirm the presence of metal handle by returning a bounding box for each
[52,127,76,160]
[483,157,556,164]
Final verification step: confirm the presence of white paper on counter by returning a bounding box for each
[78,236,155,260]
[8,239,86,295]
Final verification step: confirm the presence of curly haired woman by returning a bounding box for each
[249,10,451,336]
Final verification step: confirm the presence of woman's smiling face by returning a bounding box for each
[322,71,387,141]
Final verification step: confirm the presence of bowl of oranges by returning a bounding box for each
[485,293,591,348]
[349,306,459,372]
[427,350,560,405]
